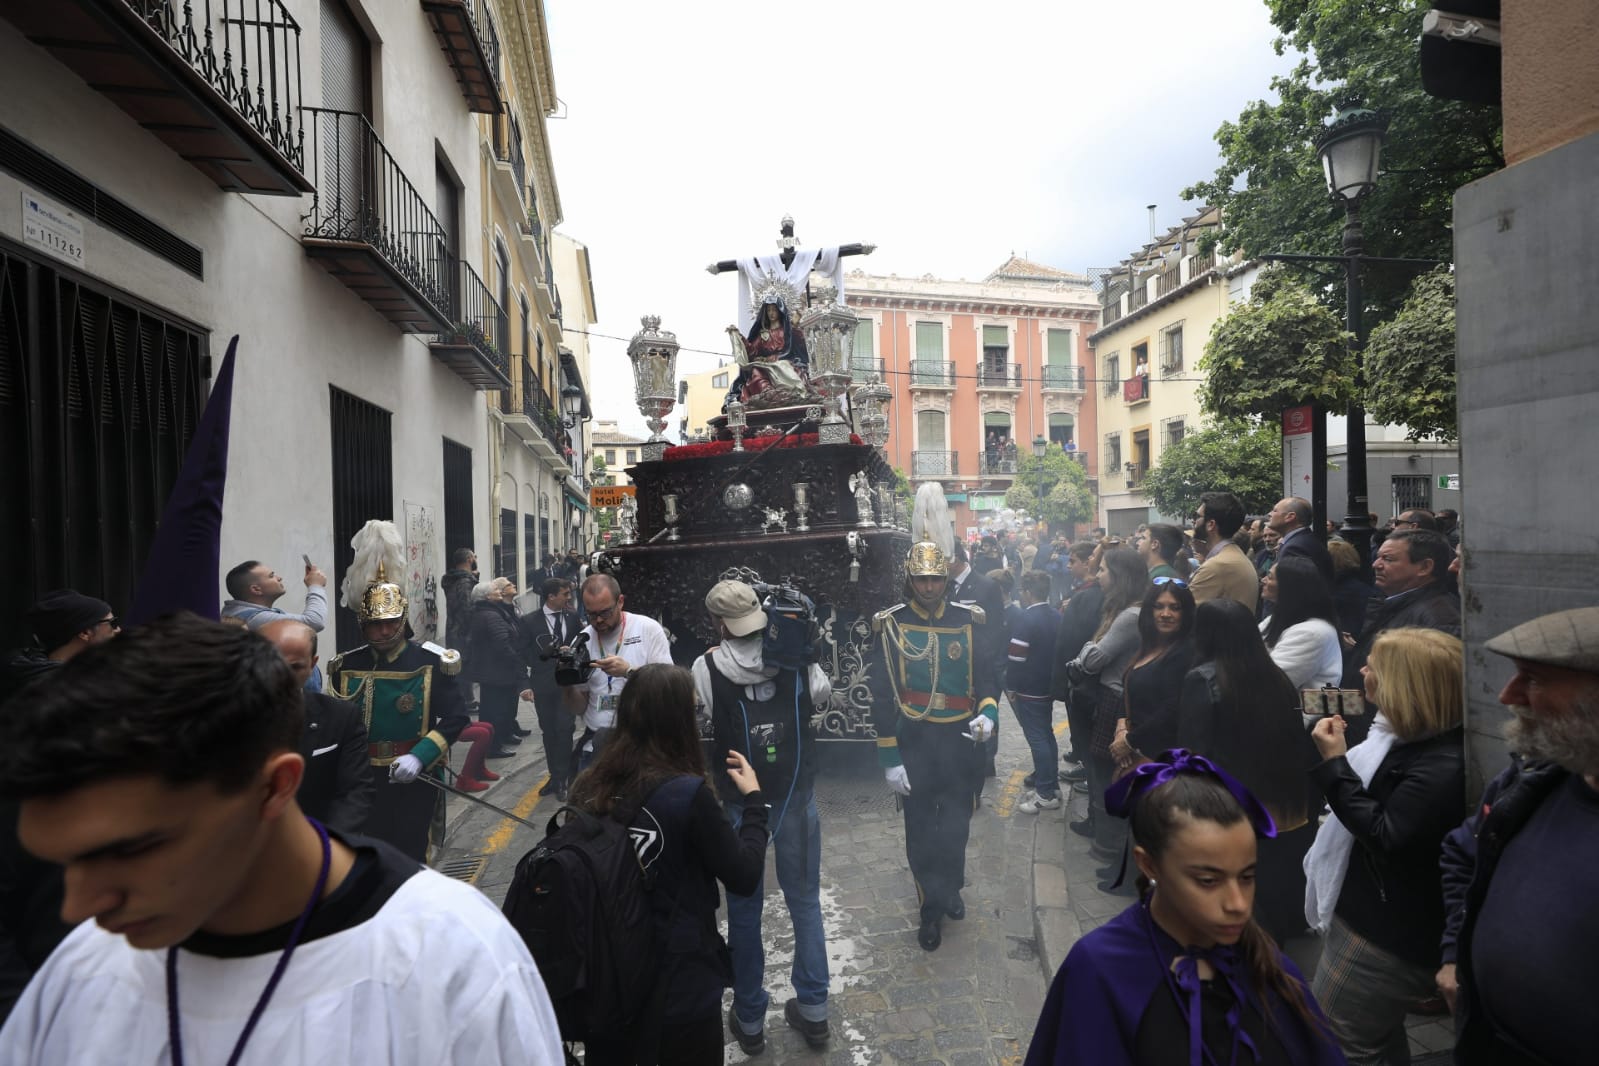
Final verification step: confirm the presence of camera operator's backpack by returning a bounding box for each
[501,775,697,1049]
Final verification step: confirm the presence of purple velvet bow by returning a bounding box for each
[1103,748,1278,839]
[1173,944,1262,1066]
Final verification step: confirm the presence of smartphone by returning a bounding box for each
[302,554,313,568]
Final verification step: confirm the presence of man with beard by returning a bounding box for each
[1436,606,1599,1065]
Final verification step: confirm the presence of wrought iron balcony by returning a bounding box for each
[909,360,955,388]
[978,362,1022,389]
[0,0,310,194]
[420,0,503,114]
[982,452,1018,476]
[430,259,511,389]
[911,450,958,477]
[302,108,452,333]
[1042,364,1086,391]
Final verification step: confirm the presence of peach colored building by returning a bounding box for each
[845,258,1100,535]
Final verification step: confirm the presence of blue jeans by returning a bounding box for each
[727,792,828,1025]
[1010,695,1059,798]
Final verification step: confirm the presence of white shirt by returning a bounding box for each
[1260,616,1344,689]
[581,612,673,731]
[0,867,564,1065]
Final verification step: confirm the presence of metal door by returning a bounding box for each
[330,387,393,651]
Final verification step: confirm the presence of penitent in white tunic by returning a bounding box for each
[0,867,564,1065]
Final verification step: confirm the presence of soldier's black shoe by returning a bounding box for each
[727,1006,764,1055]
[1069,817,1095,838]
[784,999,830,1048]
[945,894,966,921]
[918,915,942,951]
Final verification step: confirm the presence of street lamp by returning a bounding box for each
[559,382,584,428]
[1315,106,1387,564]
[1032,435,1048,535]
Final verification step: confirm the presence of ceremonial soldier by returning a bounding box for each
[328,521,470,862]
[870,485,1000,952]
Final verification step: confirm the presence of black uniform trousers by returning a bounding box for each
[898,716,985,921]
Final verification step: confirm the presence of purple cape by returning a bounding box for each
[1023,901,1346,1066]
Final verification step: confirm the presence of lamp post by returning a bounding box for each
[1315,106,1387,565]
[1032,435,1048,537]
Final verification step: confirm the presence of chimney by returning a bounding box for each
[1147,205,1158,245]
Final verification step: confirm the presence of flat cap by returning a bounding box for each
[1484,606,1599,673]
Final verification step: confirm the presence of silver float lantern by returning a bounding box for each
[627,314,680,461]
[726,399,748,453]
[798,299,860,444]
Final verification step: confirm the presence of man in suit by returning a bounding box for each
[1188,491,1261,613]
[519,577,581,799]
[261,619,373,835]
[1269,496,1334,585]
[946,542,1008,784]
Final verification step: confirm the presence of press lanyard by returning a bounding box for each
[601,615,627,692]
[166,818,332,1066]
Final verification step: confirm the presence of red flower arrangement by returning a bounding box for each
[663,432,864,461]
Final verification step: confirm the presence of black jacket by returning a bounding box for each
[519,606,581,707]
[1310,726,1465,968]
[297,691,375,835]
[1340,583,1461,743]
[466,600,528,686]
[1332,573,1379,640]
[1123,640,1195,757]
[1277,528,1334,585]
[0,649,59,709]
[1052,581,1103,701]
[946,566,1008,666]
[440,569,477,653]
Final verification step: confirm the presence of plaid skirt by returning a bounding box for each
[1089,683,1125,758]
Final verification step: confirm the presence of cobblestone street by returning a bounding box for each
[433,699,1060,1065]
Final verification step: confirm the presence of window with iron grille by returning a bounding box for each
[1162,417,1186,449]
[1158,322,1184,375]
[331,386,394,651]
[523,513,539,588]
[497,508,517,580]
[0,245,207,650]
[442,438,474,562]
[1103,354,1121,396]
[1105,432,1122,475]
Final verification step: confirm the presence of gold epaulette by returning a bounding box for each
[966,604,986,624]
[872,605,905,634]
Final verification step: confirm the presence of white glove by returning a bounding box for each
[389,754,423,784]
[885,765,912,796]
[968,716,995,743]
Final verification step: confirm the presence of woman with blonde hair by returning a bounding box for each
[1303,627,1465,1064]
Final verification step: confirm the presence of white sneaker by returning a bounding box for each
[1019,790,1062,814]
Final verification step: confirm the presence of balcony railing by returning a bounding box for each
[978,362,1022,388]
[430,259,510,389]
[1129,285,1150,312]
[301,108,452,332]
[1042,364,1086,391]
[851,357,886,380]
[910,360,955,387]
[982,452,1018,475]
[3,0,310,194]
[1124,375,1149,403]
[420,0,503,113]
[911,450,958,477]
[1156,263,1182,298]
[1103,299,1124,326]
[1188,249,1216,276]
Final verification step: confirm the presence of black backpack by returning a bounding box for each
[501,779,689,1047]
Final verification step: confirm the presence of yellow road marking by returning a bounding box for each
[990,769,1028,817]
[1053,719,1069,737]
[478,775,549,868]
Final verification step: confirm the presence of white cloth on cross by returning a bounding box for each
[734,247,844,332]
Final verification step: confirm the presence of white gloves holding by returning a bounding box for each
[389,754,423,783]
[885,765,912,797]
[968,716,995,743]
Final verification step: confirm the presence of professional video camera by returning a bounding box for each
[724,568,820,670]
[540,630,594,686]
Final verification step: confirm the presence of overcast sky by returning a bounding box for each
[544,1,1298,437]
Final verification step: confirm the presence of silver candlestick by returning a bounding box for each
[662,493,681,542]
[726,400,747,453]
[792,482,811,533]
[627,315,681,462]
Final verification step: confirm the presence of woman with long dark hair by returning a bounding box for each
[1025,752,1346,1065]
[1259,557,1344,689]
[1064,548,1149,855]
[568,664,768,1066]
[1180,598,1319,942]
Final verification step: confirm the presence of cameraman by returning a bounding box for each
[570,574,671,774]
[691,580,832,1052]
[519,578,580,800]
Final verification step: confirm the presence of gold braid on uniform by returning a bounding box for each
[880,612,941,721]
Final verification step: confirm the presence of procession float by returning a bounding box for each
[593,218,910,742]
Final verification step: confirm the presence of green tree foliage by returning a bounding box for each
[1363,267,1456,442]
[1141,420,1284,519]
[1183,0,1500,324]
[1004,449,1095,529]
[1199,267,1355,419]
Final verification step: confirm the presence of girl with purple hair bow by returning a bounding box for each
[1025,750,1346,1066]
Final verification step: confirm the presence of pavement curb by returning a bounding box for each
[1030,810,1081,982]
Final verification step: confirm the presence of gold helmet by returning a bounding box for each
[341,520,408,623]
[906,540,949,577]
